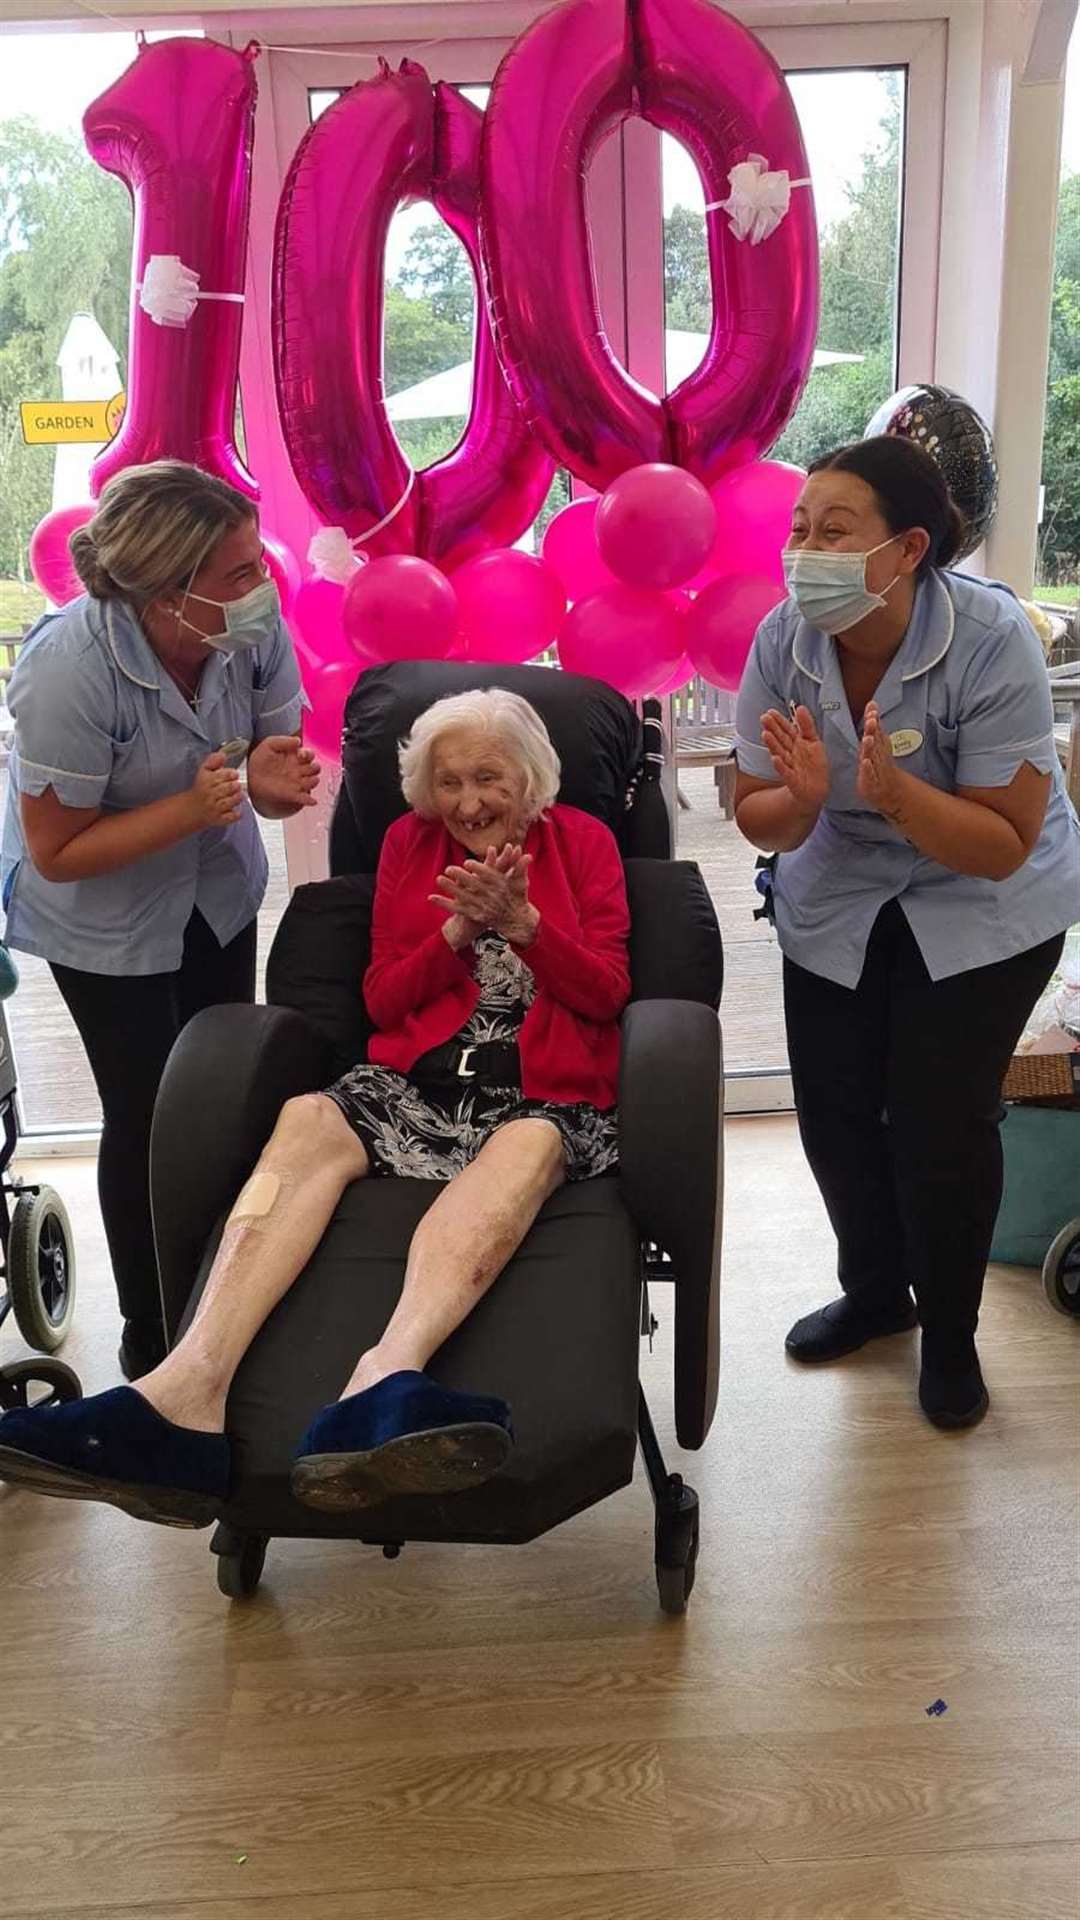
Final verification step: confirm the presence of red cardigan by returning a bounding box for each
[364,804,631,1109]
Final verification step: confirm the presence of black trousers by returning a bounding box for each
[784,900,1064,1363]
[51,911,257,1345]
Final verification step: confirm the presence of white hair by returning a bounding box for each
[399,688,561,822]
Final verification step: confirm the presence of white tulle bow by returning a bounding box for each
[707,155,811,246]
[307,527,362,585]
[137,254,246,328]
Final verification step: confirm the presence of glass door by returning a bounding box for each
[232,17,945,1105]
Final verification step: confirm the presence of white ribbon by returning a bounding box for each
[706,155,812,246]
[307,473,417,581]
[137,254,245,328]
[307,526,362,585]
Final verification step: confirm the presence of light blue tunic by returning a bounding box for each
[734,571,1080,988]
[2,594,305,976]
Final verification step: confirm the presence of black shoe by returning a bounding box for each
[118,1321,167,1383]
[0,1386,229,1528]
[919,1355,989,1429]
[785,1294,918,1362]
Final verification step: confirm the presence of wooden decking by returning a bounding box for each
[5,764,785,1136]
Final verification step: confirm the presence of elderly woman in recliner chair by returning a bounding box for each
[0,689,631,1528]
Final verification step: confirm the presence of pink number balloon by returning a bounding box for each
[482,0,818,490]
[558,583,686,699]
[28,502,94,606]
[274,62,553,568]
[260,531,302,620]
[83,38,259,499]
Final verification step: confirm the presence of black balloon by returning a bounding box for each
[863,385,998,560]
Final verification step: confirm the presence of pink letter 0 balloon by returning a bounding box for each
[274,63,552,569]
[482,0,818,491]
[83,37,259,499]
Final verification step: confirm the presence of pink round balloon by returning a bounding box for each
[686,573,786,693]
[303,657,360,761]
[291,577,351,668]
[541,497,619,603]
[652,653,694,698]
[596,464,717,589]
[454,549,566,664]
[260,532,302,620]
[705,458,806,585]
[343,553,458,664]
[558,583,686,700]
[83,38,259,499]
[28,503,95,605]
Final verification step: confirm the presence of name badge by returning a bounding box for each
[889,728,923,759]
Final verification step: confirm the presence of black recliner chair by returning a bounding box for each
[150,663,724,1612]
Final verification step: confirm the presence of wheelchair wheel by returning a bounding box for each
[655,1479,699,1616]
[211,1521,269,1599]
[7,1187,76,1353]
[1043,1218,1080,1318]
[0,1357,82,1412]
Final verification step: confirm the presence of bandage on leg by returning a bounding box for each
[228,1167,284,1230]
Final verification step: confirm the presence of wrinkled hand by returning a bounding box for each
[189,751,243,829]
[247,735,320,815]
[857,703,907,819]
[430,844,538,946]
[760,706,830,814]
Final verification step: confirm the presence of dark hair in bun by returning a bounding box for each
[808,435,967,574]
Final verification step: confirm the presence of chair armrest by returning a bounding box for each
[150,1005,330,1343]
[618,998,723,1450]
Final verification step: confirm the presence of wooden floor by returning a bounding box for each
[2,1122,1077,1919]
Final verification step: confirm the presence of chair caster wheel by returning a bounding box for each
[210,1522,269,1599]
[655,1476,699,1616]
[0,1358,82,1412]
[1043,1218,1080,1317]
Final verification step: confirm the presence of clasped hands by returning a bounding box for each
[430,843,540,950]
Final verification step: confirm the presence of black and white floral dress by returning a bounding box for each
[325,932,619,1182]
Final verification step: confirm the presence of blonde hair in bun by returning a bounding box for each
[68,460,255,605]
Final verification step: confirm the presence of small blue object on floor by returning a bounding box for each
[291,1368,514,1513]
[0,1385,229,1528]
[925,1699,949,1717]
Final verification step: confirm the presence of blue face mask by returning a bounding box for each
[782,536,901,635]
[178,576,281,653]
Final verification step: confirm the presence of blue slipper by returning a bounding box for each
[290,1370,513,1512]
[0,1387,229,1529]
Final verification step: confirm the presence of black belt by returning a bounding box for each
[412,1039,521,1086]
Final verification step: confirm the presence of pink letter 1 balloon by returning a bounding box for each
[83,37,259,499]
[274,62,553,570]
[482,0,818,491]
